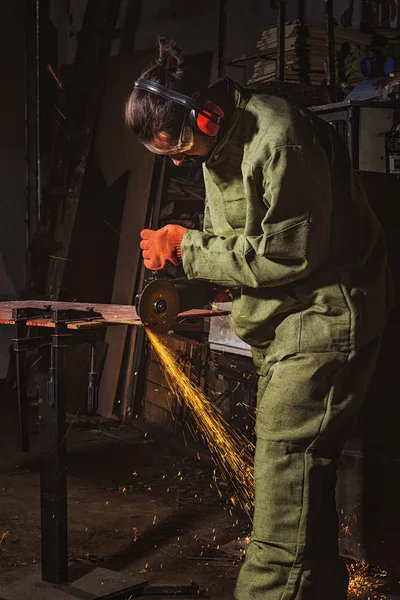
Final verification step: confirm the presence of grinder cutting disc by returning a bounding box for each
[136,279,180,333]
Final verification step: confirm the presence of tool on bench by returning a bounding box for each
[135,270,220,333]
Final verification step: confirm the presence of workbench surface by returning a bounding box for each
[0,300,226,329]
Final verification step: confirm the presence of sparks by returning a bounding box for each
[103,219,129,243]
[48,254,72,262]
[146,330,254,514]
[47,64,63,88]
[54,105,66,120]
[347,561,387,599]
[0,532,9,546]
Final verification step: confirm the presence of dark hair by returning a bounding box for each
[125,37,202,143]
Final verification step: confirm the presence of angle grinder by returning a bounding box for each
[135,272,219,333]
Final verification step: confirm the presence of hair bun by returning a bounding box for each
[157,36,185,76]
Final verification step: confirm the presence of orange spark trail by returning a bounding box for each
[146,330,254,514]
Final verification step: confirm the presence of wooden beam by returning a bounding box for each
[97,150,154,418]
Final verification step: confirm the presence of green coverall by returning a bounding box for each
[181,80,391,599]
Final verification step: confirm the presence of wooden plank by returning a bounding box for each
[97,157,154,417]
[119,157,166,421]
[146,358,171,389]
[0,300,140,322]
[144,380,178,413]
[93,49,157,419]
[143,392,177,434]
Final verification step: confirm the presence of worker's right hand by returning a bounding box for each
[140,225,188,270]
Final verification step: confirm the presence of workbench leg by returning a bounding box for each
[14,320,30,452]
[39,331,68,583]
[87,342,98,414]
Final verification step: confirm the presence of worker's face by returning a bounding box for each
[147,131,216,166]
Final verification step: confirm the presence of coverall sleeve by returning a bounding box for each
[181,145,331,288]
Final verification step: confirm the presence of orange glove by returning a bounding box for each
[140,225,188,270]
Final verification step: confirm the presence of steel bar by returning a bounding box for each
[87,342,98,414]
[39,307,105,582]
[0,301,227,326]
[12,308,53,451]
[25,0,41,240]
[40,318,69,583]
[13,317,30,452]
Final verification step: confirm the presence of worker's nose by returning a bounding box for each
[170,155,185,166]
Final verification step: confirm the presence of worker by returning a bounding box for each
[125,37,391,600]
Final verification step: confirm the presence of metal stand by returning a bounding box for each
[40,308,102,584]
[11,305,206,596]
[12,307,52,452]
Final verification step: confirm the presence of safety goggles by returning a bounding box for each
[143,112,194,156]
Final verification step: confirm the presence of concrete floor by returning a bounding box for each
[0,389,399,599]
[0,390,247,599]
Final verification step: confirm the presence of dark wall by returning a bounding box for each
[0,1,27,295]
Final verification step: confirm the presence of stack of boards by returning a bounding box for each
[249,21,372,86]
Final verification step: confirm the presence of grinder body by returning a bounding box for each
[135,276,219,333]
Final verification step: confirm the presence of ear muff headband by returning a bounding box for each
[134,78,224,133]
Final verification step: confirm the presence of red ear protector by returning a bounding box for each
[134,78,224,137]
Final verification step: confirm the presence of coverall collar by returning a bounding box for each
[205,78,250,166]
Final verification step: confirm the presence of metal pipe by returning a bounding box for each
[325,0,336,101]
[14,318,30,452]
[87,343,98,414]
[25,0,41,242]
[276,0,286,81]
[218,0,227,78]
[40,318,68,583]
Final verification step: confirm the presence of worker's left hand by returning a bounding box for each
[140,225,188,270]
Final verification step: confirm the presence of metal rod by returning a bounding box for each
[40,318,68,583]
[325,0,336,101]
[87,342,98,414]
[217,0,228,78]
[47,346,55,407]
[14,320,30,452]
[25,0,41,243]
[276,0,286,81]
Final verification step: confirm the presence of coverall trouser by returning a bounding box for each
[235,336,381,600]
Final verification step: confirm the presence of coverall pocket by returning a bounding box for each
[256,351,296,411]
[223,194,247,230]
